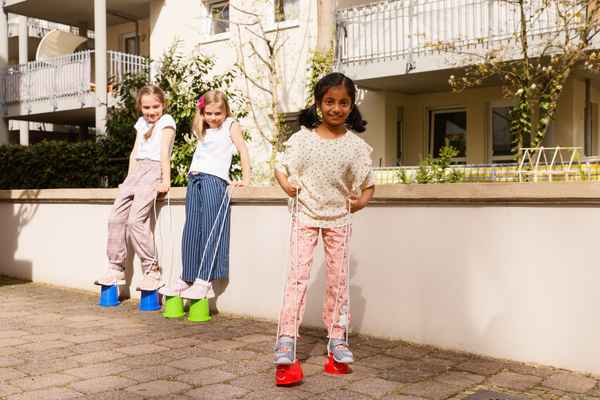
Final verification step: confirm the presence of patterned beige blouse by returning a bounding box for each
[275,127,375,228]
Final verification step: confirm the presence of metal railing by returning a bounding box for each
[8,13,95,39]
[0,50,93,111]
[335,0,572,64]
[375,161,600,184]
[0,51,157,112]
[108,51,161,87]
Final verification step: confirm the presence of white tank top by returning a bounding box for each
[189,117,236,183]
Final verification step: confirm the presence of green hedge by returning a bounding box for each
[0,141,109,190]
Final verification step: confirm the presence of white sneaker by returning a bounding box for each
[94,269,126,286]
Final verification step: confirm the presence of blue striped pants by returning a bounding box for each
[181,173,230,282]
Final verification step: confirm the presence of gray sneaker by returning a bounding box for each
[328,339,354,364]
[274,337,295,365]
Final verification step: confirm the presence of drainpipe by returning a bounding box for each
[18,15,29,145]
[107,9,139,56]
[585,78,591,156]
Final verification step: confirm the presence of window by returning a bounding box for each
[277,112,301,148]
[429,108,467,163]
[121,32,138,55]
[487,101,529,163]
[275,0,299,23]
[203,1,230,42]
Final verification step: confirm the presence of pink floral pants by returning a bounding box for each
[279,219,352,339]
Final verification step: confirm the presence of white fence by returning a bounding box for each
[0,51,93,110]
[335,0,571,64]
[0,51,159,111]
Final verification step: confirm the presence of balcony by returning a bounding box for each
[0,50,157,126]
[334,0,588,92]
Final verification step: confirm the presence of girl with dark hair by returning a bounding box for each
[274,72,375,366]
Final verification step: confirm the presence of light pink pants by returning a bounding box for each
[279,220,352,339]
[107,160,162,272]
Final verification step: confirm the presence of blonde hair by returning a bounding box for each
[192,90,232,142]
[137,85,167,140]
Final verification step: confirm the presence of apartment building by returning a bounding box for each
[0,0,598,168]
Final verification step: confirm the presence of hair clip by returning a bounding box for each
[355,85,359,92]
[198,95,205,110]
[317,75,325,81]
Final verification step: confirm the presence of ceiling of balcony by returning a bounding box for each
[4,0,153,29]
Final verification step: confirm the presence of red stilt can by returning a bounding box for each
[275,360,304,384]
[324,354,349,374]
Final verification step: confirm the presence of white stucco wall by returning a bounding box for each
[1,184,600,375]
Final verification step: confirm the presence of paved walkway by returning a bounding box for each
[0,277,598,400]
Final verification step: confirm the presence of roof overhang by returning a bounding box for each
[4,0,153,29]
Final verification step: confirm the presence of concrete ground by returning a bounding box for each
[0,277,599,400]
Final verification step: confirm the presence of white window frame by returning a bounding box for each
[121,32,138,55]
[487,100,517,163]
[427,106,467,164]
[202,0,230,43]
[267,0,300,31]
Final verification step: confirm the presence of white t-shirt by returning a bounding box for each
[189,117,236,183]
[134,114,176,161]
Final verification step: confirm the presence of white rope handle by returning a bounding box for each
[276,196,295,345]
[199,185,234,299]
[328,199,353,344]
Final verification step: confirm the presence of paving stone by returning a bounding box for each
[68,375,137,394]
[433,371,485,388]
[430,350,472,362]
[0,338,31,347]
[154,337,201,348]
[311,388,375,399]
[69,350,128,364]
[587,388,600,397]
[114,344,170,355]
[298,374,349,394]
[62,334,112,344]
[120,365,184,382]
[241,387,312,399]
[23,333,69,342]
[64,362,132,379]
[509,364,555,377]
[346,377,404,396]
[14,348,77,361]
[197,340,248,352]
[542,374,598,393]
[166,356,226,371]
[356,355,407,370]
[0,382,23,397]
[407,357,457,373]
[210,349,261,362]
[230,371,278,390]
[377,368,436,383]
[403,381,462,400]
[160,346,215,360]
[6,387,83,400]
[82,390,145,400]
[15,339,74,352]
[243,341,275,354]
[219,358,273,375]
[184,383,249,399]
[351,344,385,359]
[125,380,191,397]
[357,338,402,350]
[235,334,275,344]
[457,359,507,375]
[382,395,430,400]
[488,371,543,391]
[16,358,81,374]
[387,345,432,360]
[9,373,80,391]
[0,367,28,381]
[175,368,238,385]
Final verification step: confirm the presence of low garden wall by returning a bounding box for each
[1,183,599,375]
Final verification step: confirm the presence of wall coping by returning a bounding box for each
[1,182,600,203]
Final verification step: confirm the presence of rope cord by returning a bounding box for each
[275,196,295,345]
[199,185,234,299]
[328,200,352,346]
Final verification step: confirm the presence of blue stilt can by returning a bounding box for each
[99,285,120,307]
[139,290,161,311]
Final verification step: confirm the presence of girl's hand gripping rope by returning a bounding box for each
[155,180,171,194]
[346,185,375,214]
[281,180,301,198]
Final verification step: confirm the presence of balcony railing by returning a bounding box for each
[335,0,568,65]
[0,51,159,112]
[0,50,93,111]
